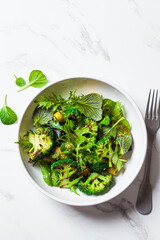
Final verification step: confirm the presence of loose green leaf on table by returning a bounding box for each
[14,75,26,87]
[17,70,47,92]
[0,94,17,125]
[73,93,103,121]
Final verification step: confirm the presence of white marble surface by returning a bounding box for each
[0,0,160,239]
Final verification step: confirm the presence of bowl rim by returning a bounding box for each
[17,77,147,206]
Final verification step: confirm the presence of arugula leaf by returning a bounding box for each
[33,107,53,125]
[73,93,102,121]
[0,94,17,125]
[16,139,33,151]
[17,70,47,92]
[14,75,26,87]
[40,161,52,186]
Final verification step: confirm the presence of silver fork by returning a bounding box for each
[136,89,160,215]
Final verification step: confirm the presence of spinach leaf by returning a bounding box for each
[73,93,102,121]
[17,70,47,92]
[33,107,53,125]
[14,75,26,87]
[0,94,17,125]
[40,161,52,186]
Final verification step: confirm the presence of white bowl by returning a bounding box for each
[17,77,147,206]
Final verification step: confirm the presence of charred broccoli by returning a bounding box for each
[89,162,109,173]
[51,158,82,188]
[94,135,113,164]
[78,172,113,195]
[28,127,54,162]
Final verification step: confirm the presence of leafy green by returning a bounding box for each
[35,94,66,111]
[116,123,132,155]
[116,135,132,155]
[73,93,102,121]
[112,152,123,171]
[48,120,64,131]
[99,115,110,126]
[40,160,52,186]
[33,107,53,125]
[14,75,26,87]
[0,94,17,125]
[103,99,123,121]
[16,139,33,150]
[17,70,47,92]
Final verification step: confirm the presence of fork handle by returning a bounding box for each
[136,134,153,215]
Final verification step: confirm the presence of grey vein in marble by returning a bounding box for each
[128,0,142,18]
[68,12,110,61]
[0,189,14,202]
[95,198,149,240]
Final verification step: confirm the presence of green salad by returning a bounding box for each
[18,91,132,195]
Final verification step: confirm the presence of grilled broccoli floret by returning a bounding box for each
[28,127,54,162]
[51,158,82,188]
[90,162,109,173]
[94,135,113,164]
[78,172,113,195]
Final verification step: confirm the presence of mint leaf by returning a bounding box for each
[0,95,17,125]
[17,70,47,92]
[73,93,102,121]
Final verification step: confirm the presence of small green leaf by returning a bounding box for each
[48,120,64,131]
[14,75,26,87]
[29,70,47,88]
[33,107,53,125]
[17,70,47,92]
[73,93,102,121]
[0,95,17,125]
[40,161,52,186]
[99,115,110,126]
[116,135,132,155]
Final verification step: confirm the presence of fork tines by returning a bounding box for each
[145,89,159,120]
